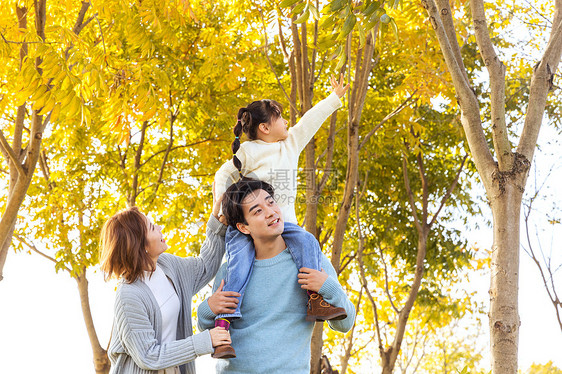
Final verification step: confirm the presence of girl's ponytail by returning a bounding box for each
[232,108,249,176]
[230,99,281,178]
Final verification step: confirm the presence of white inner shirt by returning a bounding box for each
[143,265,181,343]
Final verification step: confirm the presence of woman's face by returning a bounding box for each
[144,215,168,263]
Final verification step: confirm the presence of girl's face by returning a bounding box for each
[268,115,289,141]
[144,215,168,263]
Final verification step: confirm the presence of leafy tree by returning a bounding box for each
[274,1,487,372]
[416,1,562,372]
[526,362,562,374]
[10,1,277,372]
[0,0,94,281]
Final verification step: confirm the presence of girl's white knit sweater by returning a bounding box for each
[214,92,342,224]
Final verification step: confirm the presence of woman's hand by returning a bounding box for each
[208,279,241,315]
[209,327,231,348]
[331,74,350,98]
[297,267,329,293]
[212,181,227,225]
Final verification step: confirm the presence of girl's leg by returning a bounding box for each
[282,222,321,270]
[217,227,256,320]
[212,227,255,359]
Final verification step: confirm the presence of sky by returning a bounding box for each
[0,124,561,373]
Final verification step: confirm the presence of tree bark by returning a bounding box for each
[76,270,111,374]
[488,184,523,373]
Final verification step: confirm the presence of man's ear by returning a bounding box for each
[236,222,251,235]
[258,122,270,135]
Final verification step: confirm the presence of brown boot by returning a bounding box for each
[212,344,236,359]
[306,292,347,322]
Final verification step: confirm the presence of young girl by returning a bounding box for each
[214,75,348,223]
[212,76,349,359]
[100,197,233,374]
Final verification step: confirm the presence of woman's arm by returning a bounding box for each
[115,288,214,370]
[170,213,227,297]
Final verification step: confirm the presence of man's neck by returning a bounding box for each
[253,235,286,260]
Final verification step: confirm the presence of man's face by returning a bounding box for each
[236,189,284,240]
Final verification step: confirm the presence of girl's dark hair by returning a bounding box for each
[99,207,154,284]
[222,178,275,229]
[232,99,283,174]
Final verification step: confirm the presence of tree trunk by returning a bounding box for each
[309,323,324,374]
[75,270,111,374]
[286,16,325,374]
[489,183,524,373]
[421,1,562,372]
[330,33,375,272]
[381,231,428,374]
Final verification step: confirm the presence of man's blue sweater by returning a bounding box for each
[197,248,355,373]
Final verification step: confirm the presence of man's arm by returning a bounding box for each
[299,254,356,333]
[197,265,240,330]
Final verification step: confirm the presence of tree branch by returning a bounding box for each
[259,9,298,114]
[359,92,417,150]
[0,130,26,177]
[378,245,400,314]
[429,154,468,229]
[416,151,429,225]
[13,234,71,273]
[140,138,216,167]
[402,156,423,233]
[517,8,562,160]
[72,2,93,34]
[470,0,512,171]
[129,121,148,206]
[355,193,384,359]
[522,171,562,332]
[317,111,338,193]
[65,1,91,61]
[436,0,471,87]
[422,0,496,184]
[152,110,175,197]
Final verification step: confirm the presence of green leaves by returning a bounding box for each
[339,14,356,39]
[279,0,302,7]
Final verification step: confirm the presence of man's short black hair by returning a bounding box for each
[222,178,275,229]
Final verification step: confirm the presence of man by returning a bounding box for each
[197,179,355,373]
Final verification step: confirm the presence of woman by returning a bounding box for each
[100,196,232,374]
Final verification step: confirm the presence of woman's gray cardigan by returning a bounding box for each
[107,216,226,374]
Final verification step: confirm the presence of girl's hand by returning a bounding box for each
[297,267,329,293]
[331,74,350,98]
[208,279,241,315]
[209,327,231,348]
